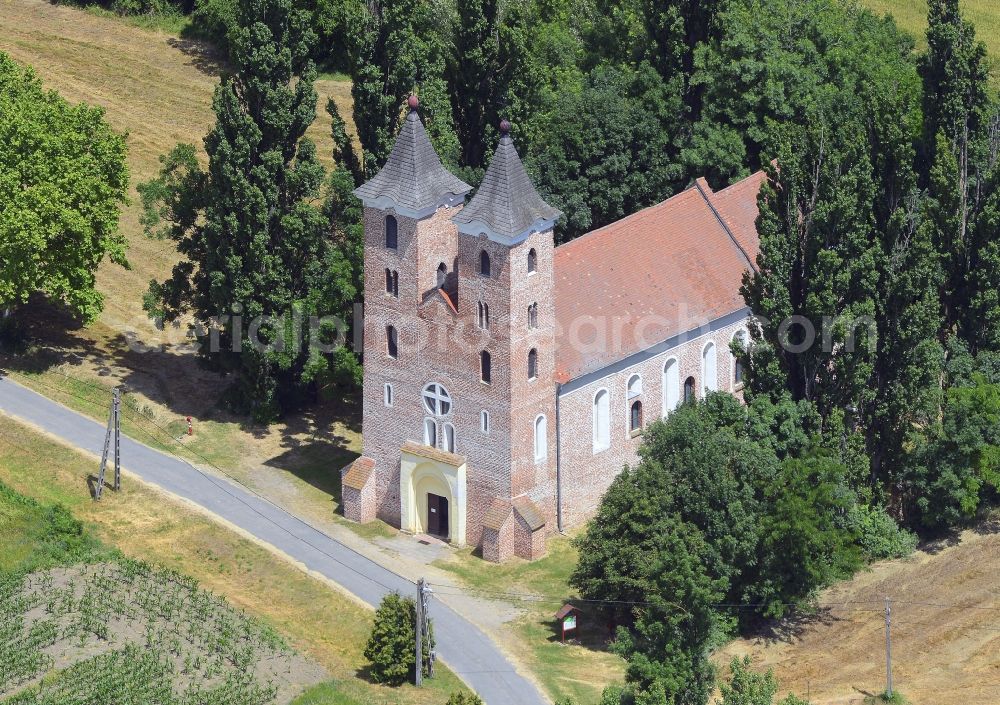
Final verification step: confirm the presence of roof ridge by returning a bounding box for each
[694,178,756,273]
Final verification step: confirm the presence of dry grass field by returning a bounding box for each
[716,521,1000,705]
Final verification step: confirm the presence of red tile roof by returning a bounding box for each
[701,171,768,266]
[553,170,766,382]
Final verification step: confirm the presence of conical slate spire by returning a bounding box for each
[354,96,471,214]
[453,120,561,242]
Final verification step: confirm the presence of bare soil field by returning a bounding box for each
[717,523,1000,705]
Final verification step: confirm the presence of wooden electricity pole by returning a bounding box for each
[415,578,425,686]
[884,596,893,698]
[95,386,121,500]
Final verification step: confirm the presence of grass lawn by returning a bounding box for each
[0,412,469,705]
[434,535,626,705]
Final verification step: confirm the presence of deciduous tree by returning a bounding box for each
[0,53,128,332]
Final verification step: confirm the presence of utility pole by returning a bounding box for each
[423,580,434,678]
[415,578,424,687]
[95,386,122,500]
[884,596,893,698]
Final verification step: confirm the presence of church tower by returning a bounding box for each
[343,101,560,561]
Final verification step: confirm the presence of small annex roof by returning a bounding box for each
[553,170,767,382]
[354,96,471,217]
[512,497,546,531]
[342,456,376,491]
[482,498,513,531]
[453,120,561,243]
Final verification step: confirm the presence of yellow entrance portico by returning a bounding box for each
[399,441,467,547]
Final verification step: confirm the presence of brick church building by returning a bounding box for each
[341,96,766,562]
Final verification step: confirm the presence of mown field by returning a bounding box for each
[0,413,469,705]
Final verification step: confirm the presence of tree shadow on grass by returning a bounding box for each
[738,606,844,646]
[0,296,112,377]
[166,36,229,77]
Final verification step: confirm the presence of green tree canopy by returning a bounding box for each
[0,52,128,329]
[364,592,432,686]
[140,0,360,421]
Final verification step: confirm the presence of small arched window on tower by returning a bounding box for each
[443,423,456,453]
[684,376,696,403]
[477,301,490,330]
[528,348,538,380]
[534,414,548,462]
[479,250,491,277]
[385,215,398,249]
[527,248,537,274]
[423,418,437,447]
[386,325,398,358]
[480,410,490,433]
[527,302,538,329]
[437,262,447,288]
[480,350,492,384]
[385,268,398,297]
[383,383,394,407]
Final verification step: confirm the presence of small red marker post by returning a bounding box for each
[186,416,193,436]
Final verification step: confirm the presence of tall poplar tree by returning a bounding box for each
[348,0,459,175]
[918,0,999,353]
[141,0,360,422]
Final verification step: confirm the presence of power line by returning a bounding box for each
[3,372,411,594]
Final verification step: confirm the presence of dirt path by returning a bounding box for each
[717,525,1000,704]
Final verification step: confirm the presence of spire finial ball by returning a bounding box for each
[499,119,511,136]
[407,95,419,110]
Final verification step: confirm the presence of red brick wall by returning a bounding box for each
[555,318,750,527]
[360,202,557,548]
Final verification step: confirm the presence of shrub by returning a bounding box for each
[363,593,432,686]
[849,504,918,560]
[445,693,485,705]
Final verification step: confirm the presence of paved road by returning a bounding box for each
[0,375,548,705]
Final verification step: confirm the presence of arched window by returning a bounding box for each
[385,215,398,249]
[383,383,394,407]
[702,341,718,393]
[443,423,456,453]
[662,358,679,414]
[534,414,548,462]
[528,348,538,380]
[630,400,643,433]
[422,383,452,416]
[593,389,610,452]
[732,330,748,387]
[423,418,437,447]
[479,250,491,276]
[480,410,490,433]
[684,376,696,403]
[480,350,492,384]
[528,302,538,329]
[627,374,642,399]
[437,262,447,288]
[527,248,537,273]
[386,325,398,358]
[478,301,490,330]
[385,269,398,297]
